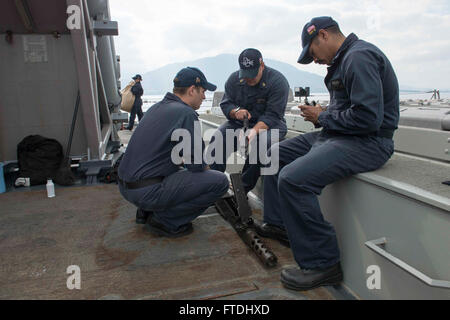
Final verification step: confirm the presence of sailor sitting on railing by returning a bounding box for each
[261,17,400,291]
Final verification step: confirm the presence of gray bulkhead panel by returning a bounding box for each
[0,0,121,162]
[0,34,88,162]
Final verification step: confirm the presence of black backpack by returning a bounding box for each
[17,135,74,186]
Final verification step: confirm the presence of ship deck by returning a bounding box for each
[0,130,353,300]
[0,184,353,300]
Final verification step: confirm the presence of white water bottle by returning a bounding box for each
[46,179,55,198]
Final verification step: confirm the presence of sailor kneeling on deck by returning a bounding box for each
[118,67,229,238]
[260,17,399,291]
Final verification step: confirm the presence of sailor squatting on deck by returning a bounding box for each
[118,67,229,238]
[259,16,400,291]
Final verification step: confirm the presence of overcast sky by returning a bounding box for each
[109,0,450,90]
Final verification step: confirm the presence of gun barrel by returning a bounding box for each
[215,198,278,268]
[240,228,278,268]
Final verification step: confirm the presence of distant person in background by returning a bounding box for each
[126,74,144,131]
[208,48,290,195]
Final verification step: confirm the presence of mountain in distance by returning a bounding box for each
[122,54,448,95]
[135,54,327,95]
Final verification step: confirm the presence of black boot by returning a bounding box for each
[145,216,193,238]
[253,219,290,247]
[136,208,152,224]
[281,262,343,291]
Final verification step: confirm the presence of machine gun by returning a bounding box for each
[214,115,278,268]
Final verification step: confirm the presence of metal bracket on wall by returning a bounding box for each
[365,237,450,289]
[78,160,113,184]
[93,20,118,36]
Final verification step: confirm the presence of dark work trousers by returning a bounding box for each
[127,101,144,130]
[208,121,287,193]
[119,169,229,230]
[263,131,394,270]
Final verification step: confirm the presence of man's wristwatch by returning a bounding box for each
[315,116,322,128]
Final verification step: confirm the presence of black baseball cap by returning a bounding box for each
[238,48,262,79]
[173,67,217,91]
[297,16,339,64]
[132,74,142,80]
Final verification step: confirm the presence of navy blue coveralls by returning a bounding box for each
[209,66,290,193]
[264,34,400,270]
[127,81,144,129]
[119,93,229,230]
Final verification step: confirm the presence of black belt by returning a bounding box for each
[324,129,395,139]
[118,176,164,190]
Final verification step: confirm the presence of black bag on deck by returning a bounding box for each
[17,135,73,186]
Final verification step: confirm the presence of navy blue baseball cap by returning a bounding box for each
[132,74,142,80]
[297,16,339,64]
[239,48,262,79]
[173,67,217,91]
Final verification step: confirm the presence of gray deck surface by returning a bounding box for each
[373,154,449,198]
[0,126,356,300]
[0,184,346,300]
